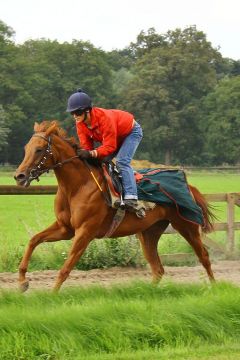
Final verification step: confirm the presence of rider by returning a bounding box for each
[66,89,143,213]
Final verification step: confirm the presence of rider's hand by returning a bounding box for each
[77,149,92,159]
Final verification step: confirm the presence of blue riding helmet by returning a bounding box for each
[66,89,92,112]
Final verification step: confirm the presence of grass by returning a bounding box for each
[0,282,240,359]
[186,170,240,193]
[0,171,240,272]
[1,169,240,360]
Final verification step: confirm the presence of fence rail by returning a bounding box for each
[1,186,240,260]
[165,192,240,259]
[0,185,57,195]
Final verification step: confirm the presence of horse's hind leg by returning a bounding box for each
[137,220,169,283]
[19,221,74,292]
[171,219,215,281]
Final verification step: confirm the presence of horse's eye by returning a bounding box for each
[35,148,43,154]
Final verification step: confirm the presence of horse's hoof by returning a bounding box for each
[19,280,29,292]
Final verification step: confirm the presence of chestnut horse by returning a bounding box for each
[14,121,215,292]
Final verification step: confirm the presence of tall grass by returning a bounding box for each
[0,282,240,359]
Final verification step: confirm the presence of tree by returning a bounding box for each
[0,104,27,164]
[0,20,18,107]
[0,105,10,154]
[0,20,14,45]
[127,27,167,60]
[119,26,222,164]
[0,36,114,163]
[200,76,240,165]
[0,19,238,165]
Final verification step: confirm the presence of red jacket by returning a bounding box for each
[76,107,135,158]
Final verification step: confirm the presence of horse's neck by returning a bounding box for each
[52,144,94,194]
[54,161,89,192]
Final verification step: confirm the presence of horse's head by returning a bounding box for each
[14,120,77,187]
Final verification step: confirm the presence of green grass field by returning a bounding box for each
[0,170,240,272]
[1,171,240,360]
[0,282,240,360]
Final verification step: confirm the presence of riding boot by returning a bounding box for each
[114,199,146,218]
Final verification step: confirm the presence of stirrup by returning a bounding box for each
[114,199,146,218]
[113,198,125,209]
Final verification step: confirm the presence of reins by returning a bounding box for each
[82,159,103,192]
[30,132,124,236]
[29,134,111,205]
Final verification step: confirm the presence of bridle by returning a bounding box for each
[27,133,123,225]
[28,133,127,238]
[28,133,112,206]
[28,134,79,183]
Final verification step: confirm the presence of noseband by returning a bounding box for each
[28,134,78,182]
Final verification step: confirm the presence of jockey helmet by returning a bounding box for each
[66,89,92,112]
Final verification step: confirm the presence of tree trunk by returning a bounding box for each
[164,149,171,165]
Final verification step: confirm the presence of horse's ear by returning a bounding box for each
[34,122,40,132]
[45,121,58,136]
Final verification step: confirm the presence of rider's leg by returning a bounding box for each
[115,121,143,210]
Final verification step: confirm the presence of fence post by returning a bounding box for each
[226,193,235,255]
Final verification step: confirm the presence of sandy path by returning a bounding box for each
[0,260,239,291]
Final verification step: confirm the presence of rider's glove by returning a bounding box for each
[77,149,92,159]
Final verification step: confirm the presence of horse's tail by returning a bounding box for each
[189,184,216,233]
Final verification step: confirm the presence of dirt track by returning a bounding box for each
[0,260,239,291]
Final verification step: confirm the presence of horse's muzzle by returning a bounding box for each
[14,171,31,187]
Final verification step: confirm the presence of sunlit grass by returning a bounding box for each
[0,171,239,272]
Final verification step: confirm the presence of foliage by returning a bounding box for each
[0,20,14,43]
[0,32,113,164]
[199,76,240,164]
[76,236,145,270]
[0,19,239,165]
[0,105,10,151]
[119,26,222,164]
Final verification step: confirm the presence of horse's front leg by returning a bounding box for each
[53,226,95,292]
[19,221,74,292]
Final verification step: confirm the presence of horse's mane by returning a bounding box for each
[34,120,78,148]
[34,120,101,167]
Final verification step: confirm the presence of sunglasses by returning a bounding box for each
[71,109,85,116]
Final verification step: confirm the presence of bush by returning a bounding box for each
[77,236,146,270]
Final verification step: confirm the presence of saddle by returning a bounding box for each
[102,161,146,218]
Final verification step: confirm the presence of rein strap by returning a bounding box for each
[83,160,103,192]
[30,133,111,206]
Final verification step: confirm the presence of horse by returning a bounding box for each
[14,120,216,292]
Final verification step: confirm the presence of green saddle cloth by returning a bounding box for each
[136,168,204,226]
